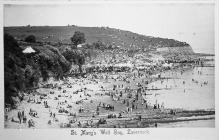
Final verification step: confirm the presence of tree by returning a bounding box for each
[62,48,85,74]
[4,33,23,57]
[4,33,26,105]
[70,31,86,46]
[25,35,36,43]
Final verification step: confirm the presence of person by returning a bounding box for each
[78,121,81,127]
[17,111,21,124]
[23,115,27,123]
[154,104,157,109]
[28,119,34,128]
[22,110,25,119]
[48,120,52,125]
[138,115,142,121]
[132,103,135,109]
[5,115,8,121]
[11,117,15,122]
[161,102,164,108]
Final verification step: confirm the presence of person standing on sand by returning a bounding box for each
[23,115,27,123]
[127,107,129,113]
[161,102,164,108]
[22,110,25,118]
[145,103,148,109]
[17,111,21,124]
[17,111,20,123]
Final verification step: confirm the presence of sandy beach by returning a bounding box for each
[4,59,215,128]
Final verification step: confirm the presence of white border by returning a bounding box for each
[0,0,218,140]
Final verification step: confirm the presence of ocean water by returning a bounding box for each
[145,66,215,110]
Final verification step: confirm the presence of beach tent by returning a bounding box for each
[22,46,36,54]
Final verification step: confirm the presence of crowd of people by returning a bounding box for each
[5,50,211,128]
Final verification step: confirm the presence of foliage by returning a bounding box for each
[70,31,86,46]
[4,33,71,105]
[4,26,191,51]
[25,35,36,43]
[32,45,71,80]
[4,33,26,105]
[62,48,85,73]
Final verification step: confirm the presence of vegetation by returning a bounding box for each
[70,31,86,46]
[4,33,71,105]
[4,26,191,51]
[4,33,27,105]
[25,35,36,43]
[4,26,193,106]
[62,47,85,74]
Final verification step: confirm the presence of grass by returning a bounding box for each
[4,26,190,51]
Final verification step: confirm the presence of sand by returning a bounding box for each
[4,63,215,128]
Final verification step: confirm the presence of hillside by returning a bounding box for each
[4,26,196,106]
[4,33,73,106]
[4,26,192,52]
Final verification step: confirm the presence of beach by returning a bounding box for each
[4,57,215,128]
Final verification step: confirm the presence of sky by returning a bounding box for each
[4,3,214,54]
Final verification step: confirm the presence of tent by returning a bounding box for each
[22,46,36,54]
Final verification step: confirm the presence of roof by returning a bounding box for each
[22,46,36,54]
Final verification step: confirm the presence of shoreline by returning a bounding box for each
[4,60,215,128]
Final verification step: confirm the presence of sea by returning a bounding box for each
[145,58,215,127]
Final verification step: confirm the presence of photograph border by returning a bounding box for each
[0,0,218,140]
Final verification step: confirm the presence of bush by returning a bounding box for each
[70,31,86,46]
[4,33,26,105]
[62,48,85,73]
[25,35,36,43]
[4,34,71,105]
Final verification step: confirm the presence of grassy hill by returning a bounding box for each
[4,26,196,106]
[4,26,191,51]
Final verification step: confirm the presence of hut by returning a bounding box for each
[22,46,36,54]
